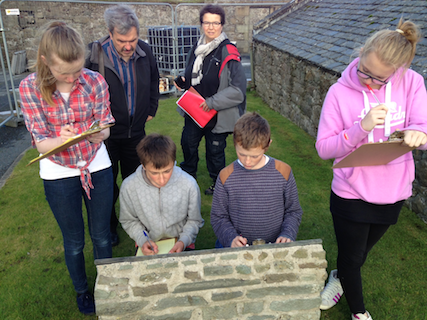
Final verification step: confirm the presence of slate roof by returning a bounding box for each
[253,0,427,78]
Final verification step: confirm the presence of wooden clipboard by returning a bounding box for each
[27,123,114,166]
[332,140,415,169]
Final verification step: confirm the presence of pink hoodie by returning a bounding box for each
[316,58,427,204]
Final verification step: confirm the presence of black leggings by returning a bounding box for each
[332,214,390,314]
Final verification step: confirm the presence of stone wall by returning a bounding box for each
[252,41,427,222]
[0,0,285,65]
[252,41,339,138]
[95,239,326,320]
[407,150,427,222]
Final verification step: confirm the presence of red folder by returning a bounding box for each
[176,88,217,128]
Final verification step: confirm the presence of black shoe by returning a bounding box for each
[77,291,95,315]
[111,232,119,247]
[205,183,215,195]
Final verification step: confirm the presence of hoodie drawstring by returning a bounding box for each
[362,81,392,143]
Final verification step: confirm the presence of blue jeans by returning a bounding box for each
[43,167,113,294]
[180,115,229,181]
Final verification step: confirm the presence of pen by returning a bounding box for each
[143,230,155,252]
[366,84,381,105]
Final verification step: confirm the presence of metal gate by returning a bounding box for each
[0,0,286,126]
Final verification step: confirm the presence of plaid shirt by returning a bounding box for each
[102,38,137,116]
[19,69,115,197]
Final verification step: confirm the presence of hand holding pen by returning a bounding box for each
[361,84,388,132]
[142,230,158,255]
[60,124,78,143]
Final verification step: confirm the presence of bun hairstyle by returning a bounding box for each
[361,18,421,71]
[35,21,85,106]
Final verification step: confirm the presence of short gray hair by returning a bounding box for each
[104,4,139,36]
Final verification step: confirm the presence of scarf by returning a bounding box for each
[191,32,227,86]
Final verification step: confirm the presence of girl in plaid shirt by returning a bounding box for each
[19,22,115,315]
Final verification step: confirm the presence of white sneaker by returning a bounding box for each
[320,269,343,310]
[352,311,373,320]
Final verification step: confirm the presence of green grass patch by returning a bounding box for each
[0,91,426,319]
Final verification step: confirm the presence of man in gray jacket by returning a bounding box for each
[119,134,204,255]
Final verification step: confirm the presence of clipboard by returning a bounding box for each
[135,238,177,256]
[332,140,415,169]
[27,121,114,166]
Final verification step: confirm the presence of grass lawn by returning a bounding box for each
[0,91,426,319]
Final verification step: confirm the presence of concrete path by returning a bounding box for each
[0,70,31,189]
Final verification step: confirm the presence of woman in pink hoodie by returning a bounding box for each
[316,19,427,320]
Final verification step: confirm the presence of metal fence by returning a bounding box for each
[0,0,286,126]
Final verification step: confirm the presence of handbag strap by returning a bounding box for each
[97,42,105,78]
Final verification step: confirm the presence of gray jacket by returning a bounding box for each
[177,42,247,133]
[119,165,204,248]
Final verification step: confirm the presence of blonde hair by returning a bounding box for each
[35,21,86,106]
[361,18,421,71]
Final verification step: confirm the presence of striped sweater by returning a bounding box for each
[210,158,303,247]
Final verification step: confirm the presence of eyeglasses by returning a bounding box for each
[356,68,391,86]
[202,21,222,27]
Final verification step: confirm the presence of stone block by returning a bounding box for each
[211,291,243,301]
[247,285,318,299]
[173,279,261,293]
[147,262,163,269]
[254,264,271,273]
[138,311,193,320]
[273,251,289,259]
[154,296,208,310]
[273,260,294,271]
[139,272,172,282]
[258,252,268,261]
[244,253,254,260]
[184,271,201,281]
[299,261,328,269]
[165,262,179,269]
[202,303,238,320]
[236,265,252,275]
[220,254,238,260]
[97,275,129,286]
[264,273,299,283]
[201,257,215,264]
[269,297,321,312]
[133,284,168,297]
[96,300,149,316]
[204,265,234,276]
[248,316,276,320]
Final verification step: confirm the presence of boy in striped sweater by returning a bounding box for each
[211,112,303,248]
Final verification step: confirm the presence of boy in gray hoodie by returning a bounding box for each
[119,134,204,255]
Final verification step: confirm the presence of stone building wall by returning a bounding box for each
[252,41,339,138]
[0,0,285,65]
[95,239,326,320]
[252,41,427,222]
